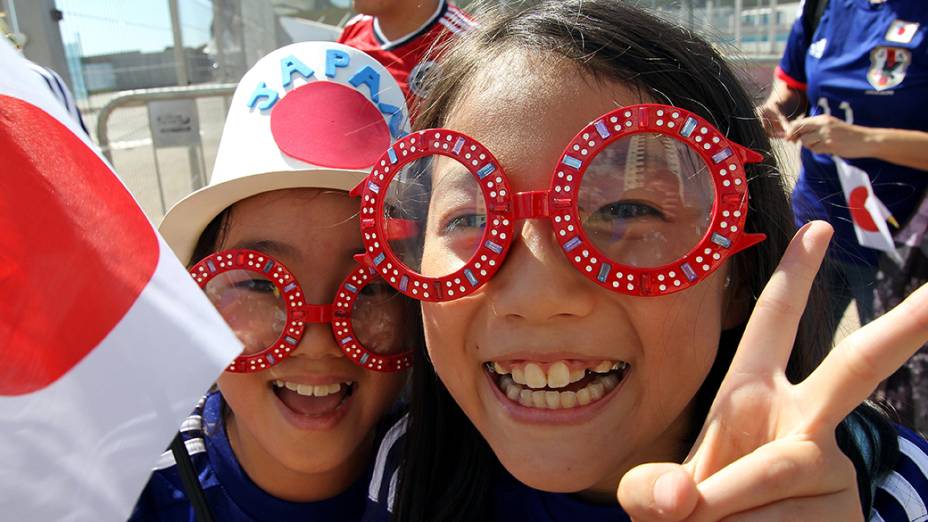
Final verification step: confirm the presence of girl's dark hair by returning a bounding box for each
[394,1,898,520]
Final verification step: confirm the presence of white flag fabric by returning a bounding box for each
[834,156,902,263]
[0,40,241,521]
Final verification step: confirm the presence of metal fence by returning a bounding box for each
[77,1,793,223]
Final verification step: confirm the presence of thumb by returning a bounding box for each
[618,463,700,522]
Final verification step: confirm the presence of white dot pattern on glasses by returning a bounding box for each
[544,105,752,296]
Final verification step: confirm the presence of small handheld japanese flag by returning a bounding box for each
[834,156,902,263]
[0,40,241,521]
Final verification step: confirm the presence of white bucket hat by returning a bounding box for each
[159,41,410,263]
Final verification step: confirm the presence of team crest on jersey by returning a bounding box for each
[408,60,437,98]
[867,47,911,91]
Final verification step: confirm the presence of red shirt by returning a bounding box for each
[337,0,474,111]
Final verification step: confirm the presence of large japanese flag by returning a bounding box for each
[834,156,902,263]
[0,41,241,520]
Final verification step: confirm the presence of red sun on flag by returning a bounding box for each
[848,186,879,232]
[270,81,391,170]
[0,95,159,396]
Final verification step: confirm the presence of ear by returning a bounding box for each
[721,266,751,330]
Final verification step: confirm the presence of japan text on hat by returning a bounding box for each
[160,41,410,263]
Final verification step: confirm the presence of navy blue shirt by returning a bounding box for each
[365,415,928,521]
[779,0,928,266]
[129,392,369,522]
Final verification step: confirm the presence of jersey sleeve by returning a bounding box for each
[777,11,810,90]
[869,426,928,521]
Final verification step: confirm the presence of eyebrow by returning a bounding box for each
[227,238,366,259]
[226,239,302,261]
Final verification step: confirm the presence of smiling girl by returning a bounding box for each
[130,42,419,521]
[356,2,928,521]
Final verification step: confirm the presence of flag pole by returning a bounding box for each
[170,433,216,522]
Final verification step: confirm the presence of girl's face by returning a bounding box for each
[421,51,732,498]
[215,189,407,501]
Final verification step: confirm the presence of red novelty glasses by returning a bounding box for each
[353,104,766,301]
[190,249,416,372]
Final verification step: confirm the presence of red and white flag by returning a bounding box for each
[0,41,240,520]
[834,156,902,263]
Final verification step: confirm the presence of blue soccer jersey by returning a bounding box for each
[365,416,928,521]
[779,0,928,266]
[129,392,370,522]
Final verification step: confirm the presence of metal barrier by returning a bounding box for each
[95,83,236,217]
[92,55,780,221]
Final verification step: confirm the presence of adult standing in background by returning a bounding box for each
[759,0,928,432]
[337,0,474,111]
[759,0,928,334]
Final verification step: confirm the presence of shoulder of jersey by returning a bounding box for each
[439,4,478,35]
[344,13,373,28]
[341,13,374,40]
[368,414,409,513]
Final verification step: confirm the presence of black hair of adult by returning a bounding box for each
[394,1,899,520]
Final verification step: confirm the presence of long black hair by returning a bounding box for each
[393,1,898,520]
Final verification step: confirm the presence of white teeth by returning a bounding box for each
[576,388,591,406]
[524,363,547,389]
[498,367,629,410]
[547,362,570,388]
[278,381,347,398]
[493,362,507,374]
[545,391,560,409]
[511,366,527,385]
[531,390,547,408]
[569,368,586,383]
[601,374,619,391]
[593,360,613,373]
[560,391,577,408]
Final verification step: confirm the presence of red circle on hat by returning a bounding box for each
[0,95,159,396]
[271,81,391,170]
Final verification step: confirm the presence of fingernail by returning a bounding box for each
[653,471,678,512]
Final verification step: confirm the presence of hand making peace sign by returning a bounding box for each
[618,221,928,521]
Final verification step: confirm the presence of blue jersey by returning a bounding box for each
[779,0,928,266]
[129,392,369,522]
[365,415,928,521]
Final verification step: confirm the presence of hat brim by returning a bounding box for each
[159,168,367,264]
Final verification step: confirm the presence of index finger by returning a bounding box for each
[728,221,832,376]
[798,282,928,428]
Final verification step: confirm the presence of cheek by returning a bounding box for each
[357,372,407,414]
[421,300,479,393]
[216,372,267,422]
[628,286,724,417]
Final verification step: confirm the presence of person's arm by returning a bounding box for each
[787,115,928,171]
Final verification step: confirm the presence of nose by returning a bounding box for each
[290,322,345,361]
[487,218,596,322]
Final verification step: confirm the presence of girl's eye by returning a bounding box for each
[591,201,665,221]
[443,213,487,233]
[233,278,278,295]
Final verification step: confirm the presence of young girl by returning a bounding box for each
[356,2,928,520]
[130,42,419,521]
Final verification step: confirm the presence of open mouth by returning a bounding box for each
[271,380,356,417]
[485,360,630,410]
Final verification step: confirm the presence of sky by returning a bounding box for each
[55,0,213,57]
